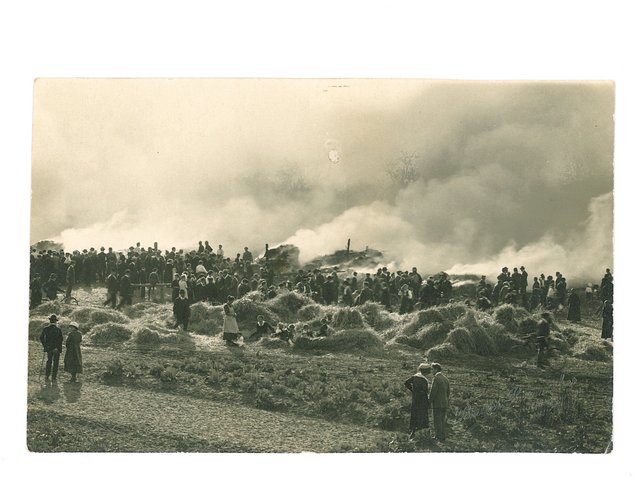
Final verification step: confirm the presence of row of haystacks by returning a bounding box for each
[28,292,612,362]
[385,302,598,363]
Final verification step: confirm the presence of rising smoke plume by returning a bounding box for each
[31,79,614,282]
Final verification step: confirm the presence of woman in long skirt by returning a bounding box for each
[404,363,431,438]
[63,321,83,382]
[223,296,241,347]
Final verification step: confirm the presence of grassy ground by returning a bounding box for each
[27,286,613,453]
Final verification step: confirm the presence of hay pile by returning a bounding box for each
[125,302,172,319]
[69,307,130,333]
[332,308,365,329]
[134,327,162,344]
[480,321,523,352]
[467,325,497,356]
[435,302,469,323]
[401,309,449,336]
[233,297,277,331]
[187,302,225,335]
[414,322,451,350]
[266,292,314,321]
[31,300,61,316]
[494,305,519,333]
[293,329,384,355]
[357,302,397,331]
[88,322,133,345]
[573,338,610,362]
[425,342,458,362]
[445,328,476,354]
[298,303,326,322]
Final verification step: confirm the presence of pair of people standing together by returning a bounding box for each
[404,362,450,441]
[39,315,83,382]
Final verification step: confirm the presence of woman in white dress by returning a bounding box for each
[223,296,241,347]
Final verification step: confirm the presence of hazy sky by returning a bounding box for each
[31,79,614,280]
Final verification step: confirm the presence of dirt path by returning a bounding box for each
[27,375,386,452]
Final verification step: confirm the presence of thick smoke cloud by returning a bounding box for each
[31,80,613,281]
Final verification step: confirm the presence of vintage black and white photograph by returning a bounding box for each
[26,78,615,453]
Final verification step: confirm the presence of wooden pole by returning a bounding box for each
[265,243,269,258]
[346,238,351,255]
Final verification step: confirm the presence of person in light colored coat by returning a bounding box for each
[429,363,450,441]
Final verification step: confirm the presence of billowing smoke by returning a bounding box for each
[31,80,613,282]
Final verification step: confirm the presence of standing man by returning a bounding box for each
[519,266,529,294]
[429,363,450,441]
[39,315,63,382]
[63,321,83,382]
[404,363,431,439]
[173,289,192,331]
[104,271,119,308]
[116,270,133,310]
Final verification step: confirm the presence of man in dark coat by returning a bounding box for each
[429,363,450,441]
[404,363,432,438]
[116,270,133,310]
[104,272,119,308]
[63,321,83,382]
[567,288,581,322]
[519,266,529,294]
[173,289,191,331]
[40,315,63,382]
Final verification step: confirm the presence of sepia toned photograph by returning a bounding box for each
[26,78,614,454]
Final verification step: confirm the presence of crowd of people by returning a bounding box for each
[30,241,614,342]
[31,240,614,443]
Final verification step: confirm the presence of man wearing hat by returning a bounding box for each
[64,322,83,382]
[404,363,432,439]
[429,363,450,441]
[39,315,63,382]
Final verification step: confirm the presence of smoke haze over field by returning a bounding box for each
[31,79,614,281]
